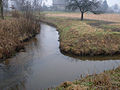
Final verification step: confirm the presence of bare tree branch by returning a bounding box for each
[66,0,100,20]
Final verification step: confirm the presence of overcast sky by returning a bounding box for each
[107,0,120,6]
[45,0,120,7]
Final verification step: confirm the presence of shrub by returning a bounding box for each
[0,17,40,60]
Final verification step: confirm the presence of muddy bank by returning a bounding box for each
[40,17,120,56]
[0,18,40,61]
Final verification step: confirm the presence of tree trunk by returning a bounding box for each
[81,12,84,21]
[0,0,4,19]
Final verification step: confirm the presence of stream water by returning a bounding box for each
[0,23,120,90]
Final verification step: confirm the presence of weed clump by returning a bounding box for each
[0,16,40,60]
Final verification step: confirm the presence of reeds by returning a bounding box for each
[0,13,40,60]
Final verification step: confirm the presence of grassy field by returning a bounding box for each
[41,15,120,56]
[46,12,120,23]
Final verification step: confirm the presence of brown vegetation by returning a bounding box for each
[46,13,120,23]
[0,17,40,60]
[41,17,120,56]
[56,66,120,89]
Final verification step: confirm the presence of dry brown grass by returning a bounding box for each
[41,17,120,56]
[56,67,120,90]
[0,17,40,60]
[46,13,120,23]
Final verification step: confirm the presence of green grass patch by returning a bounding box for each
[41,16,120,56]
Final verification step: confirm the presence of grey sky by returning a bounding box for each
[46,0,120,6]
[107,0,120,6]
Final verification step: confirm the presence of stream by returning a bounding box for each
[0,23,120,90]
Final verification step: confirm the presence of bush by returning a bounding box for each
[0,17,40,60]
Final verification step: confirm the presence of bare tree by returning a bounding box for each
[113,4,119,13]
[13,0,26,11]
[66,0,100,20]
[0,0,4,19]
[33,0,40,11]
[102,0,108,11]
[113,4,119,10]
[3,0,8,11]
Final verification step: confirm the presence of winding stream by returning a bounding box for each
[0,24,120,90]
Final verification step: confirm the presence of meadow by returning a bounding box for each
[41,12,120,56]
[46,12,120,22]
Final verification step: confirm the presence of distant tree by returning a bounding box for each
[113,4,119,10]
[102,0,108,12]
[42,2,48,11]
[3,0,8,11]
[14,0,26,11]
[0,0,4,19]
[66,0,100,20]
[33,0,38,10]
[113,4,119,13]
[24,1,32,12]
[33,0,42,11]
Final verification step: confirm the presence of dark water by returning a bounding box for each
[0,24,120,90]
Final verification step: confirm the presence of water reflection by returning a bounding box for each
[0,24,120,90]
[62,51,120,61]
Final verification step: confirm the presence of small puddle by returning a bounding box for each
[0,23,120,90]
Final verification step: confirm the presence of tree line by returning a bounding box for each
[0,0,120,20]
[0,0,44,19]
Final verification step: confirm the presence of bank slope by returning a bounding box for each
[0,18,40,60]
[41,17,120,56]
